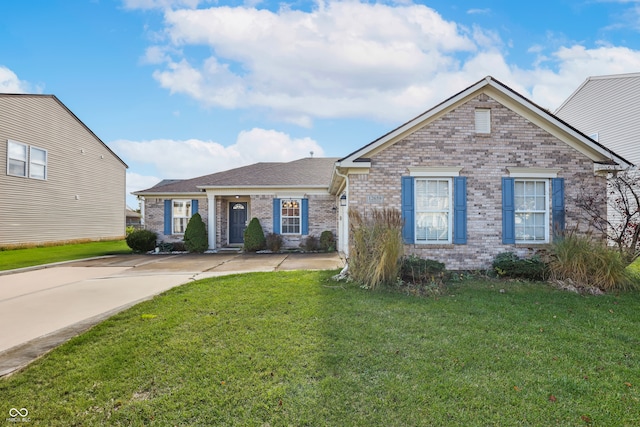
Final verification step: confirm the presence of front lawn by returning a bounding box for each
[1,271,639,426]
[0,240,131,271]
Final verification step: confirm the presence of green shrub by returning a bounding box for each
[243,218,266,252]
[492,252,549,281]
[300,235,319,252]
[125,225,136,236]
[348,208,404,289]
[550,233,635,291]
[183,213,208,253]
[319,230,336,252]
[401,255,447,284]
[125,229,157,253]
[265,233,283,252]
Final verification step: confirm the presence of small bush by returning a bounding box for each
[300,235,319,252]
[550,233,635,291]
[183,213,208,253]
[125,225,136,236]
[243,218,266,252]
[401,255,447,284]
[126,229,157,253]
[265,233,283,252]
[492,252,549,281]
[319,230,336,252]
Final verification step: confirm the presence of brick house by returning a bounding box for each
[329,76,632,269]
[134,157,339,250]
[136,76,631,269]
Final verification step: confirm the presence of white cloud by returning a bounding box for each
[112,128,325,192]
[149,2,479,123]
[143,1,640,124]
[0,66,35,93]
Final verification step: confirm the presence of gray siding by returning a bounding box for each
[555,74,640,166]
[0,95,126,246]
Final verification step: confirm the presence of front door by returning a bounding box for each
[229,202,248,244]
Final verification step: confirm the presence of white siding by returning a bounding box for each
[0,95,127,246]
[556,73,640,166]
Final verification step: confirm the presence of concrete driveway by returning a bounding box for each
[0,252,344,376]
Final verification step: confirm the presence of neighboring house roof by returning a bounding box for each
[134,157,339,195]
[331,75,633,194]
[555,72,640,166]
[126,209,141,219]
[0,93,128,169]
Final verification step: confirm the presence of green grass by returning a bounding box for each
[1,271,639,426]
[0,240,131,271]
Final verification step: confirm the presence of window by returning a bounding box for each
[475,109,491,134]
[281,199,301,234]
[7,140,47,179]
[7,140,27,177]
[172,200,192,234]
[514,179,548,243]
[415,178,452,243]
[29,147,47,179]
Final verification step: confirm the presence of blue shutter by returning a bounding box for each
[301,198,309,235]
[191,199,199,216]
[272,198,281,234]
[552,178,565,239]
[502,178,515,244]
[453,177,467,244]
[401,176,414,243]
[164,200,172,235]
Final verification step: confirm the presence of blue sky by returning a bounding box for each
[2,0,640,207]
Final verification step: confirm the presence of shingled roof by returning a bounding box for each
[135,157,338,195]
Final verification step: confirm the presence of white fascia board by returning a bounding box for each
[485,82,632,168]
[409,166,463,177]
[340,79,489,163]
[132,192,204,198]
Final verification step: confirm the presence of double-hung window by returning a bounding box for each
[514,179,548,243]
[415,178,453,243]
[7,140,47,179]
[172,200,192,234]
[281,199,301,234]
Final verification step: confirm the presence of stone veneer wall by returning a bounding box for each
[347,93,606,270]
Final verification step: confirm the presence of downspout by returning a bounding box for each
[334,167,349,256]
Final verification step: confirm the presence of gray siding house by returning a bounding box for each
[555,72,640,166]
[0,94,127,247]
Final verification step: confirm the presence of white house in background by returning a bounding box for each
[555,72,640,166]
[0,94,128,247]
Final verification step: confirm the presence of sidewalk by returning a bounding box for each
[0,252,344,376]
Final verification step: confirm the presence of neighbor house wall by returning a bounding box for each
[347,93,605,270]
[0,95,126,247]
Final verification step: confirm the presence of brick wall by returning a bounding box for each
[347,94,606,270]
[143,197,209,243]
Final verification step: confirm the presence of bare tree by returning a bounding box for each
[576,168,640,265]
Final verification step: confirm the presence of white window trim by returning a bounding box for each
[7,139,48,180]
[281,198,302,235]
[29,146,48,180]
[414,177,453,244]
[409,166,463,177]
[508,167,560,178]
[172,199,192,235]
[514,179,550,244]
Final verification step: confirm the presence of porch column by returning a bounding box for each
[207,193,216,250]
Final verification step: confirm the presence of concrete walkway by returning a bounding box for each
[0,252,344,376]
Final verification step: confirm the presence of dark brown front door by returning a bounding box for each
[229,202,247,244]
